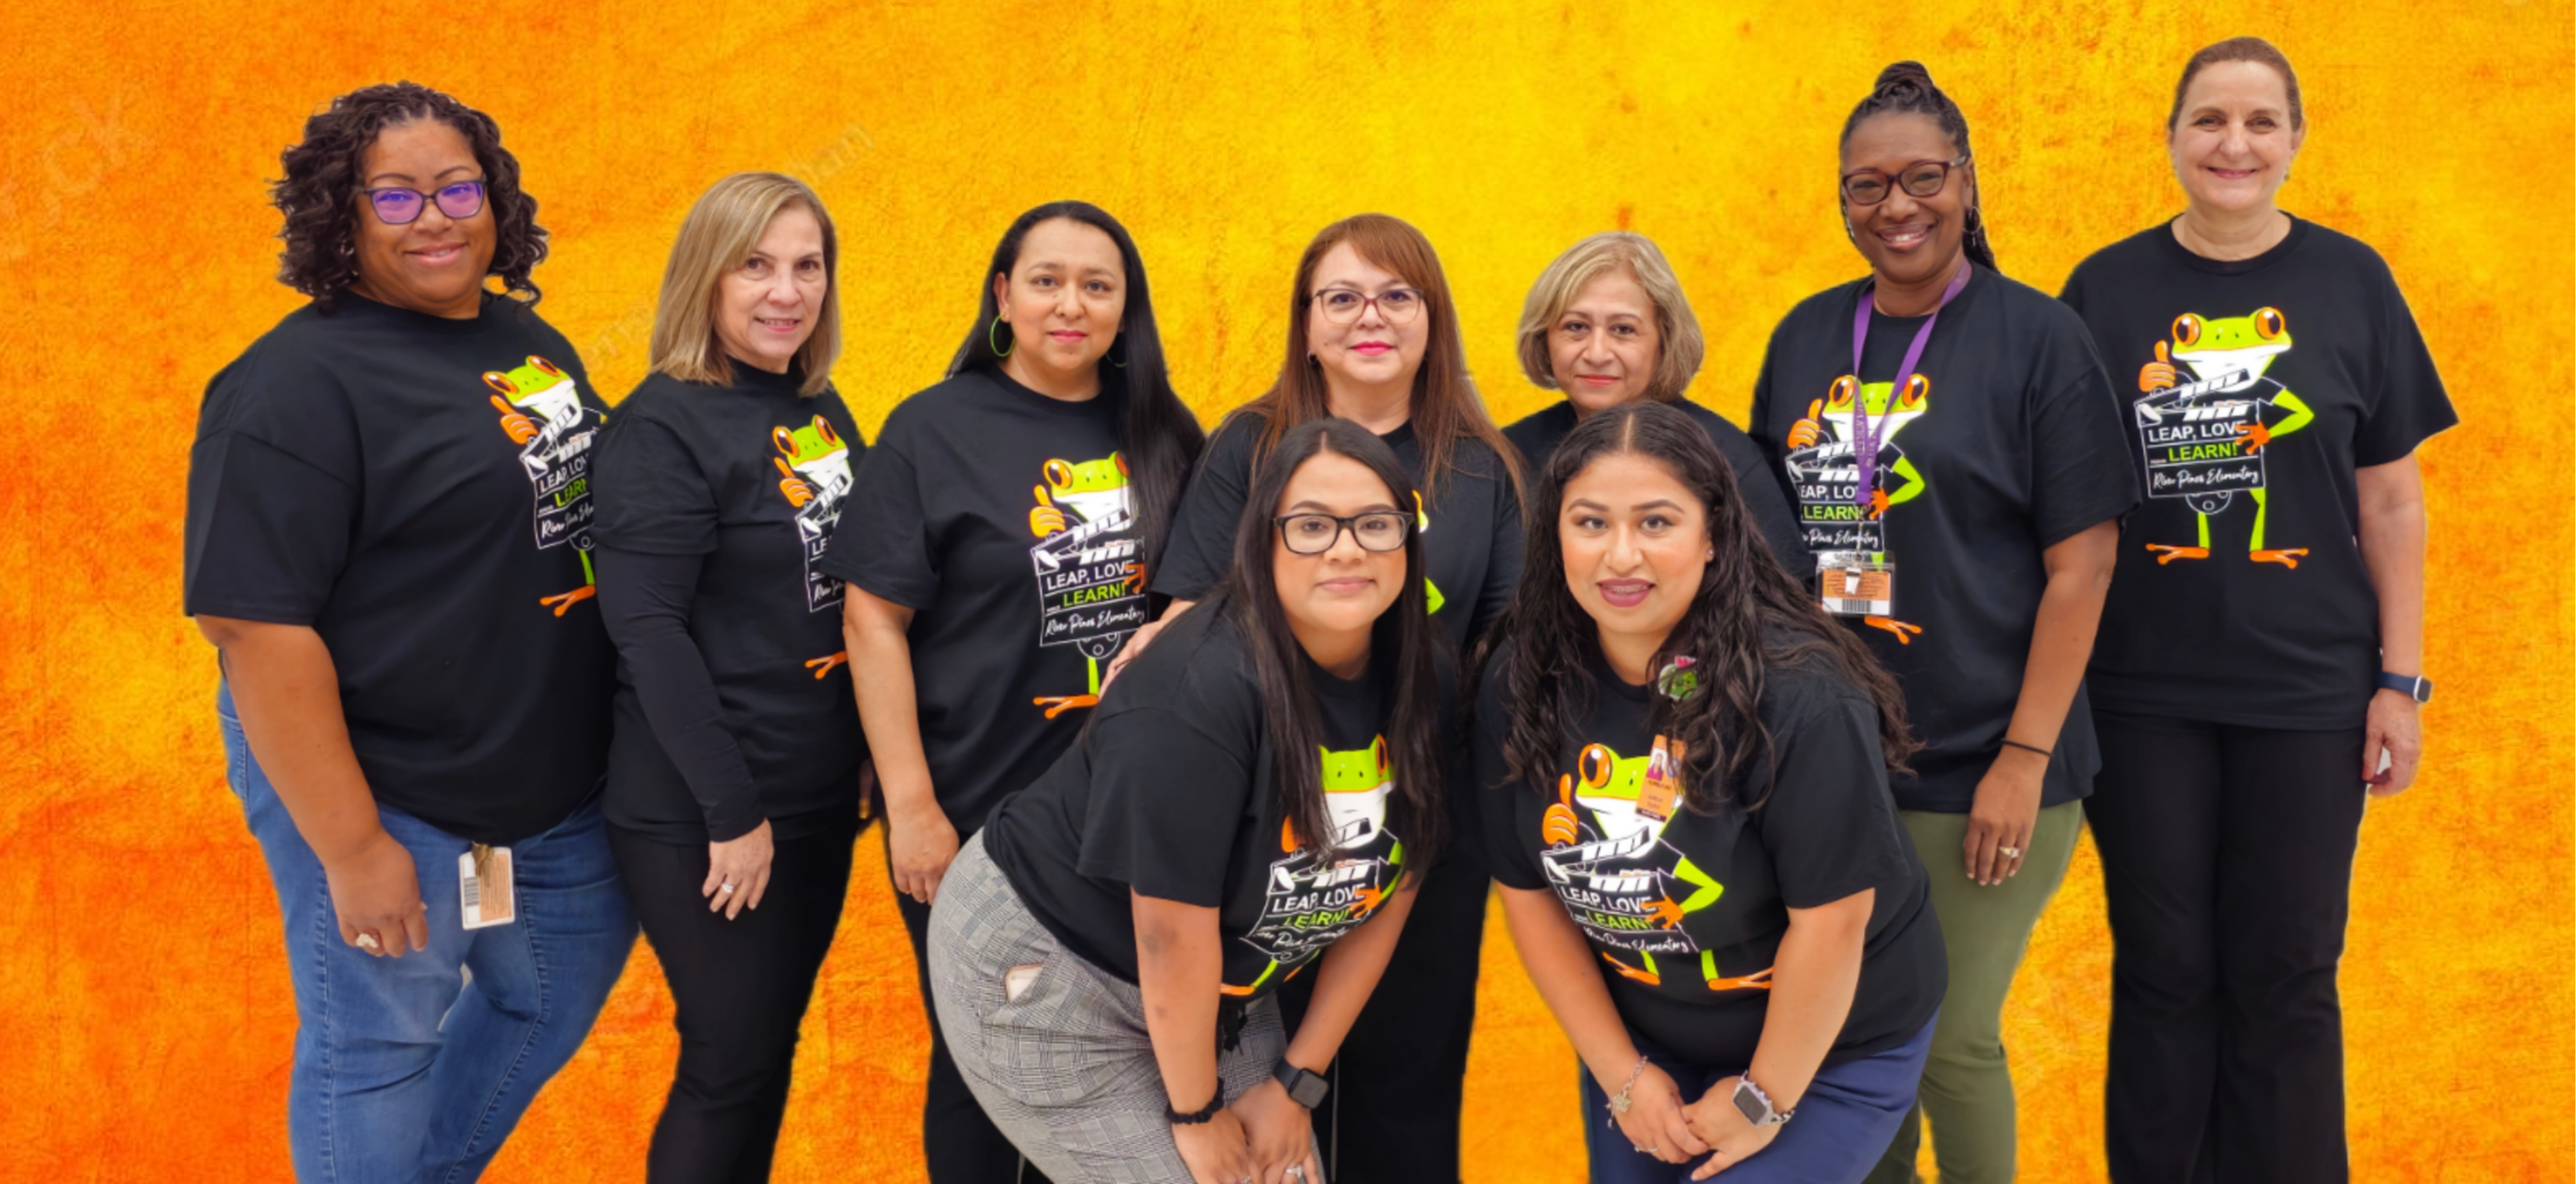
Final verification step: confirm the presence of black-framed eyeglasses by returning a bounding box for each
[1275,511,1413,555]
[1839,157,1964,206]
[361,179,487,225]
[1310,286,1427,325]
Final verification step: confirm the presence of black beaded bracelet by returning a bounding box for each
[1166,1090,1225,1125]
[2001,738,2053,758]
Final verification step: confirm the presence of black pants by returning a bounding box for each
[611,816,861,1184]
[1279,840,1489,1184]
[892,831,1053,1184]
[2085,709,2367,1184]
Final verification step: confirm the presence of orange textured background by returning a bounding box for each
[4,3,2568,1180]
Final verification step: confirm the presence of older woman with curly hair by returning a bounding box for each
[184,81,635,1182]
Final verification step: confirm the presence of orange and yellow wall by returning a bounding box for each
[3,3,2567,1179]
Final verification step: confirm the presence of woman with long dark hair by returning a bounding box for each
[185,83,635,1179]
[1744,64,2137,1184]
[1115,212,1520,1183]
[2058,39,2454,1181]
[1478,401,1943,1183]
[935,418,1449,1184]
[822,201,1204,1183]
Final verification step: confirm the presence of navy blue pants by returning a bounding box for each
[1578,1016,1935,1184]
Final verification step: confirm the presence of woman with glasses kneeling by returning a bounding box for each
[1476,401,1943,1183]
[932,418,1450,1184]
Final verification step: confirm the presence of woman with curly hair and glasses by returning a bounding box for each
[184,82,635,1182]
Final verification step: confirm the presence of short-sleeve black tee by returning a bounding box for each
[1474,638,1944,1069]
[1503,398,1810,576]
[2059,217,2457,729]
[1153,412,1523,652]
[817,368,1148,834]
[1749,267,2138,813]
[588,369,869,843]
[983,604,1415,997]
[183,293,616,844]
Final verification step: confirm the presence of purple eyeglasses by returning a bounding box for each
[360,179,487,225]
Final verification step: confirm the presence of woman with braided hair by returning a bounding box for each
[1742,63,2138,1183]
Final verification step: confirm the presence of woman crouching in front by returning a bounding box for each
[930,417,1449,1184]
[1476,401,1944,1182]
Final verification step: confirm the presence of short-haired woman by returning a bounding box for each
[1501,232,1808,573]
[589,172,866,1182]
[185,83,634,1180]
[1123,213,1523,1181]
[1480,401,1943,1183]
[2059,39,2454,1182]
[825,202,1204,1183]
[1743,64,2138,1184]
[935,418,1449,1184]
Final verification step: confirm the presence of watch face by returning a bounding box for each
[1287,1070,1328,1108]
[1732,1081,1768,1124]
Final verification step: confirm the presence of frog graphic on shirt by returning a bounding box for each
[1539,741,1770,994]
[1781,373,1932,642]
[2131,308,2315,568]
[483,355,603,616]
[1231,736,1408,997]
[772,415,854,615]
[1027,454,1148,717]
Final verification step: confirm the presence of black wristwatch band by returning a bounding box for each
[1275,1060,1330,1109]
[1165,1090,1224,1125]
[2376,671,2433,703]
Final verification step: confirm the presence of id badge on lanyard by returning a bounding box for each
[1815,262,1969,618]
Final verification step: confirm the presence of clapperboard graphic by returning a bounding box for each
[2136,369,2266,502]
[1540,827,1696,955]
[1783,438,1888,553]
[1030,505,1148,660]
[1244,845,1396,966]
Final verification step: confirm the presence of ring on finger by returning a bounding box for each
[1998,845,2021,859]
[356,932,381,950]
[717,883,736,894]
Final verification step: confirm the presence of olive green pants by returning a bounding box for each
[1863,801,2084,1184]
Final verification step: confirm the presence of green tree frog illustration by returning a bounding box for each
[1028,454,1146,717]
[1231,737,1406,998]
[1783,374,1932,643]
[774,414,857,625]
[2133,308,2314,568]
[481,355,603,616]
[1539,741,1760,993]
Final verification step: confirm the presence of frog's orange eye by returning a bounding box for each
[774,426,800,456]
[1115,453,1130,479]
[1372,735,1389,777]
[529,356,563,378]
[1043,459,1075,489]
[2171,314,2203,348]
[813,416,840,448]
[2253,307,2286,341]
[482,371,519,397]
[1827,375,1859,408]
[1899,374,1930,409]
[1578,743,1615,790]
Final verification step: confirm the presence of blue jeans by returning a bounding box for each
[1578,1016,1937,1184]
[219,685,637,1183]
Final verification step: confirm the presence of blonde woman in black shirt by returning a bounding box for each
[589,172,865,1183]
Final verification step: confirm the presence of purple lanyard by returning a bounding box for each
[1847,261,1971,509]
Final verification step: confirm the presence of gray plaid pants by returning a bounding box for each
[929,832,1295,1183]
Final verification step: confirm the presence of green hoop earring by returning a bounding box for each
[989,316,1014,358]
[1106,339,1128,369]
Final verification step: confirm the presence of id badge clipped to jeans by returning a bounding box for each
[1816,551,1895,618]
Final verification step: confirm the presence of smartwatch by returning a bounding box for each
[1730,1075,1792,1128]
[1275,1060,1330,1109]
[2376,671,2433,704]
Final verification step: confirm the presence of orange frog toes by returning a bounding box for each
[2146,544,2210,564]
[2250,548,2309,568]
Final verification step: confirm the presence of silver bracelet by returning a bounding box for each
[1605,1055,1651,1123]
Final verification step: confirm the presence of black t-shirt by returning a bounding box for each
[1503,398,1810,576]
[183,293,616,844]
[1153,411,1523,652]
[2059,217,2457,729]
[818,367,1147,834]
[984,604,1417,997]
[1474,638,1944,1069]
[588,369,869,844]
[1749,267,2138,813]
